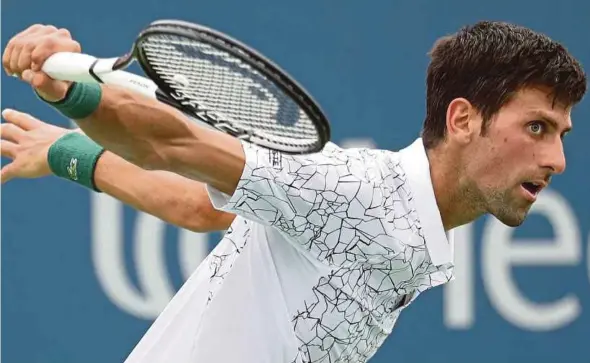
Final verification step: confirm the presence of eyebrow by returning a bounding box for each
[529,110,572,134]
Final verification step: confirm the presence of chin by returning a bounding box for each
[493,209,529,227]
[497,216,525,227]
[488,202,531,227]
[484,191,533,227]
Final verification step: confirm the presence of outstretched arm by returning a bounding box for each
[93,150,235,232]
[3,24,245,196]
[68,83,246,196]
[0,109,235,232]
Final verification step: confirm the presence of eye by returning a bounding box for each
[528,121,545,136]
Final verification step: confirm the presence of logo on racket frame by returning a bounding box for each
[168,89,250,138]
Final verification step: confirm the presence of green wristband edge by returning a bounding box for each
[39,82,102,120]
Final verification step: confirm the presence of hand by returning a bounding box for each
[1,109,75,183]
[3,24,81,102]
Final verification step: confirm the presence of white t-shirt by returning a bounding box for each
[123,138,455,363]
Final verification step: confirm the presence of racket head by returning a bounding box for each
[131,19,331,154]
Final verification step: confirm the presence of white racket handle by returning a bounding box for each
[41,52,158,98]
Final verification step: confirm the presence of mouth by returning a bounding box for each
[520,181,545,201]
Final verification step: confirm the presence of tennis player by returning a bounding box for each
[2,21,586,363]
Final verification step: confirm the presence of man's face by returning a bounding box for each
[464,87,572,226]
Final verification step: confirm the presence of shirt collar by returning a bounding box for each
[398,138,454,266]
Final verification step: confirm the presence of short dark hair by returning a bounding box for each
[421,21,587,149]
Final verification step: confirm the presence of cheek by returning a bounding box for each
[492,134,526,162]
[470,138,520,186]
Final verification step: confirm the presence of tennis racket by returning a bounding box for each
[41,19,331,154]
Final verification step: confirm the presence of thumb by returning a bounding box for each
[22,70,70,103]
[0,164,16,184]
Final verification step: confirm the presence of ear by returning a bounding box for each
[445,98,478,144]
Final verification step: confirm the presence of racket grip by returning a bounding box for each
[41,52,118,83]
[41,52,159,98]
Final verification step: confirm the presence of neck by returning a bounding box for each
[426,145,484,230]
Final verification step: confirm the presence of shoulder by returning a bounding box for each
[318,142,403,183]
[240,140,403,186]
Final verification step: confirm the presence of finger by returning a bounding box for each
[19,24,46,37]
[3,24,48,70]
[29,40,53,73]
[9,41,24,75]
[22,70,56,93]
[56,27,71,38]
[3,26,34,74]
[30,35,80,72]
[0,164,16,184]
[0,140,18,159]
[21,69,43,87]
[16,42,35,73]
[3,41,15,75]
[30,71,53,89]
[7,25,58,74]
[1,108,40,131]
[0,122,25,143]
[21,70,69,102]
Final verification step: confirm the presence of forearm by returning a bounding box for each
[72,83,245,195]
[93,150,235,232]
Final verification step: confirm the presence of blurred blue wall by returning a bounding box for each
[2,1,589,362]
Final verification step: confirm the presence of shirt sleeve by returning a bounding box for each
[207,141,382,261]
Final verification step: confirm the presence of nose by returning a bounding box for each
[542,138,566,175]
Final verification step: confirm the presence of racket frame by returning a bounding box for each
[41,19,332,154]
[130,20,331,153]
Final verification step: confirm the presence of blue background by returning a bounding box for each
[2,1,589,362]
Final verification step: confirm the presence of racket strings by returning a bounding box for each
[141,35,320,142]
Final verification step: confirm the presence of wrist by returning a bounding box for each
[47,132,106,191]
[35,81,73,103]
[38,82,102,119]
